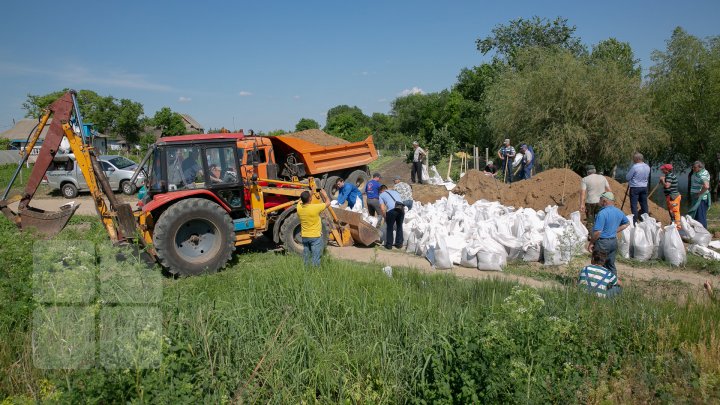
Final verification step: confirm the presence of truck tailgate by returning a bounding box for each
[272,135,378,175]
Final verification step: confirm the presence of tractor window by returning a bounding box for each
[148,148,164,192]
[165,146,203,190]
[246,149,266,164]
[205,146,238,185]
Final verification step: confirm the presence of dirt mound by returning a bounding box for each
[412,184,450,204]
[280,129,349,146]
[453,170,505,202]
[451,168,669,224]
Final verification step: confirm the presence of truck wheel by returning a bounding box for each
[347,170,369,192]
[325,175,341,200]
[61,183,78,199]
[121,180,136,195]
[153,198,235,276]
[279,211,327,256]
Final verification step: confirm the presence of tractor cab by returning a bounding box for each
[144,134,247,213]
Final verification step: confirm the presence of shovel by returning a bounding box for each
[559,164,569,206]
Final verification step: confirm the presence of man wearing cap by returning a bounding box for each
[393,175,414,210]
[411,141,426,184]
[587,191,630,276]
[659,163,681,229]
[518,144,534,180]
[625,152,651,224]
[580,165,611,230]
[365,173,383,217]
[497,139,516,183]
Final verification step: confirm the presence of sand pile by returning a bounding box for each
[280,129,349,146]
[450,169,670,224]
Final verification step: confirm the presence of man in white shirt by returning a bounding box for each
[580,165,611,230]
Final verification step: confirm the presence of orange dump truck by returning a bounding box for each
[238,133,378,196]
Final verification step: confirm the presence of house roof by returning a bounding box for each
[181,114,203,132]
[0,118,107,141]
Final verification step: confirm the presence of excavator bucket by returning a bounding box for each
[331,209,380,246]
[1,200,80,238]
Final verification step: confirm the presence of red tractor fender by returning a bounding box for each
[143,189,231,215]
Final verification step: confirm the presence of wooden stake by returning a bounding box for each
[446,153,453,181]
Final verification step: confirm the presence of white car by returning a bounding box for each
[44,154,144,198]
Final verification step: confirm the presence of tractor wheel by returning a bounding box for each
[324,175,341,200]
[61,183,78,199]
[121,180,136,195]
[279,211,327,256]
[347,170,369,192]
[153,198,235,276]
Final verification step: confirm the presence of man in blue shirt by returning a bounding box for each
[625,152,651,224]
[379,184,405,249]
[365,173,382,217]
[335,178,363,209]
[587,191,630,275]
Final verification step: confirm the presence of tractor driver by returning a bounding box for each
[181,149,203,186]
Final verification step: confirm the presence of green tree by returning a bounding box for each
[22,90,66,118]
[589,38,641,79]
[485,48,667,172]
[324,105,371,142]
[648,27,720,188]
[114,99,144,143]
[294,118,320,132]
[152,107,186,137]
[476,16,587,66]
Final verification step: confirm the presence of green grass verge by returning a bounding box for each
[1,216,720,403]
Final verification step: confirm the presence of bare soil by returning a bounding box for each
[279,129,349,146]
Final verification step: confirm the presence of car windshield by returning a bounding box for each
[106,156,136,169]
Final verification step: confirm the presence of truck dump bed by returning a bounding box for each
[271,135,378,175]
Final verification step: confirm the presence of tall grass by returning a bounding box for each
[1,216,720,403]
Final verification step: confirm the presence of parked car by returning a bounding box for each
[44,154,144,198]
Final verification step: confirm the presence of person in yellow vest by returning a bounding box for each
[296,189,330,266]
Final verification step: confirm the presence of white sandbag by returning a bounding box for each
[477,251,506,271]
[459,247,479,268]
[685,216,711,247]
[425,236,452,269]
[632,223,653,261]
[542,226,566,266]
[446,233,466,265]
[618,216,634,259]
[662,224,686,267]
[405,232,418,254]
[689,244,720,261]
[679,216,696,242]
[350,196,363,213]
[570,211,589,242]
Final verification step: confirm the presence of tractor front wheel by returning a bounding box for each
[153,198,235,276]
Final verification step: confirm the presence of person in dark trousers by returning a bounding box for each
[296,189,331,267]
[497,138,516,184]
[517,144,534,180]
[587,191,630,276]
[365,173,382,217]
[411,141,426,184]
[689,160,711,229]
[379,184,405,249]
[625,152,651,224]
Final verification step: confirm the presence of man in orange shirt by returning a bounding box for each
[296,189,331,266]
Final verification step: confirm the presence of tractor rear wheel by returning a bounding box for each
[279,211,327,256]
[153,198,235,276]
[324,175,341,200]
[347,170,369,192]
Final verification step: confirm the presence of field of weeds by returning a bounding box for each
[1,216,720,403]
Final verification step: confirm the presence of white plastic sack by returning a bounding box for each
[425,235,452,270]
[662,224,686,267]
[632,224,652,261]
[543,226,566,266]
[459,247,479,268]
[446,233,466,265]
[618,216,634,259]
[689,244,720,261]
[685,216,711,247]
[476,232,507,271]
[350,196,363,213]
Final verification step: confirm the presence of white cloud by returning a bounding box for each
[398,87,424,96]
[178,96,191,103]
[0,62,174,91]
[292,95,301,100]
[361,71,369,76]
[238,91,253,96]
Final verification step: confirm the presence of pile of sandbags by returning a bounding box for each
[618,214,686,266]
[401,193,588,271]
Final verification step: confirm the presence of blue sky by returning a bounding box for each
[0,0,718,134]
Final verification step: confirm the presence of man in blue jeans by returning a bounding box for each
[587,191,630,275]
[296,189,331,266]
[626,152,651,224]
[379,185,405,249]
